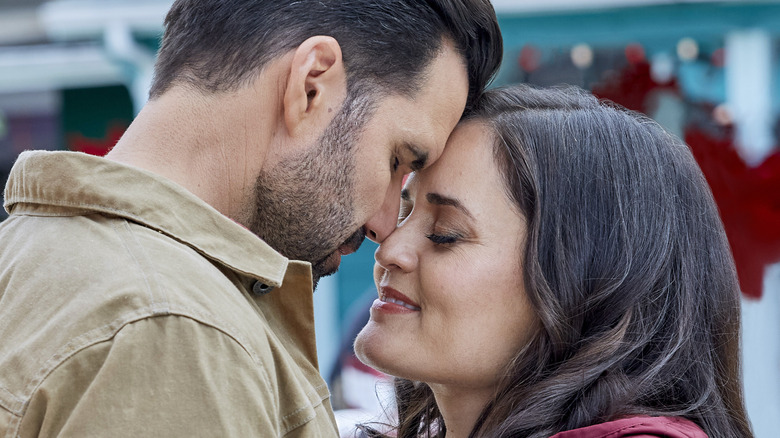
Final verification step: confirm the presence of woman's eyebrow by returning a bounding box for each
[426,192,474,220]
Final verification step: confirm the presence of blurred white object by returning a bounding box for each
[650,52,675,85]
[491,0,721,13]
[314,273,340,382]
[725,29,775,166]
[335,409,376,438]
[570,43,594,69]
[39,0,172,41]
[334,359,396,437]
[741,264,780,438]
[0,43,123,94]
[341,364,395,413]
[676,37,699,61]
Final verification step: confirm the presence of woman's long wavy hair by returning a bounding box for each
[360,85,753,438]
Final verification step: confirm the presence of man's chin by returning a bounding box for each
[310,228,365,290]
[311,251,341,290]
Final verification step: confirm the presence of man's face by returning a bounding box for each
[248,41,469,286]
[248,93,371,286]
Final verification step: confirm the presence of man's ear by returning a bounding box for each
[283,36,346,138]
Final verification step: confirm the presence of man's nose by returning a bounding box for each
[364,184,401,244]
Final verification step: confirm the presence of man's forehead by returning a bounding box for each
[416,43,469,109]
[419,49,469,134]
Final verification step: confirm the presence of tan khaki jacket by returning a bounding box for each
[0,151,338,437]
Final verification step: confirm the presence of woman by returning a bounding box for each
[353,85,753,437]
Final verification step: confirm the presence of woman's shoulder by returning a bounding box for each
[549,416,707,438]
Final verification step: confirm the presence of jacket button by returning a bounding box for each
[252,281,274,295]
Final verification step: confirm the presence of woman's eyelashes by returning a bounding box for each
[426,231,463,245]
[396,211,463,246]
[395,193,467,245]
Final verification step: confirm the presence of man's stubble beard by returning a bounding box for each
[245,92,375,288]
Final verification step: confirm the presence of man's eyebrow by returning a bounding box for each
[404,143,428,171]
[426,193,474,220]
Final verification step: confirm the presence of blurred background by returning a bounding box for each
[0,0,778,435]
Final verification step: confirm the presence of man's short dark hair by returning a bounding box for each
[149,0,502,110]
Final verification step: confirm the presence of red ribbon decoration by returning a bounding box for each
[592,58,780,299]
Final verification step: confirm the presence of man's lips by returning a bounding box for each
[379,286,421,311]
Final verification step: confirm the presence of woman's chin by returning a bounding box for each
[353,330,378,367]
[354,326,398,377]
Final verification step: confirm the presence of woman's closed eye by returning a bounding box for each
[426,231,462,245]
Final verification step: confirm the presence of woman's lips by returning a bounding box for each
[379,286,421,311]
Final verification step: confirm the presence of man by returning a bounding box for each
[0,0,501,436]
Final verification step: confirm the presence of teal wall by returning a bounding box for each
[336,240,379,336]
[494,2,780,86]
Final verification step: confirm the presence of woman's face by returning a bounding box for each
[354,121,536,393]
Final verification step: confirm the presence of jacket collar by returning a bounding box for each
[4,150,294,289]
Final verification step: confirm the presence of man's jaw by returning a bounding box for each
[339,227,366,257]
[311,227,367,289]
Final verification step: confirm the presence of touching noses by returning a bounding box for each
[366,176,417,272]
[365,181,402,244]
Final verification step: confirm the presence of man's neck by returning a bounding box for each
[106,83,277,221]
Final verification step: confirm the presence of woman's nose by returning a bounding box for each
[374,222,418,273]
